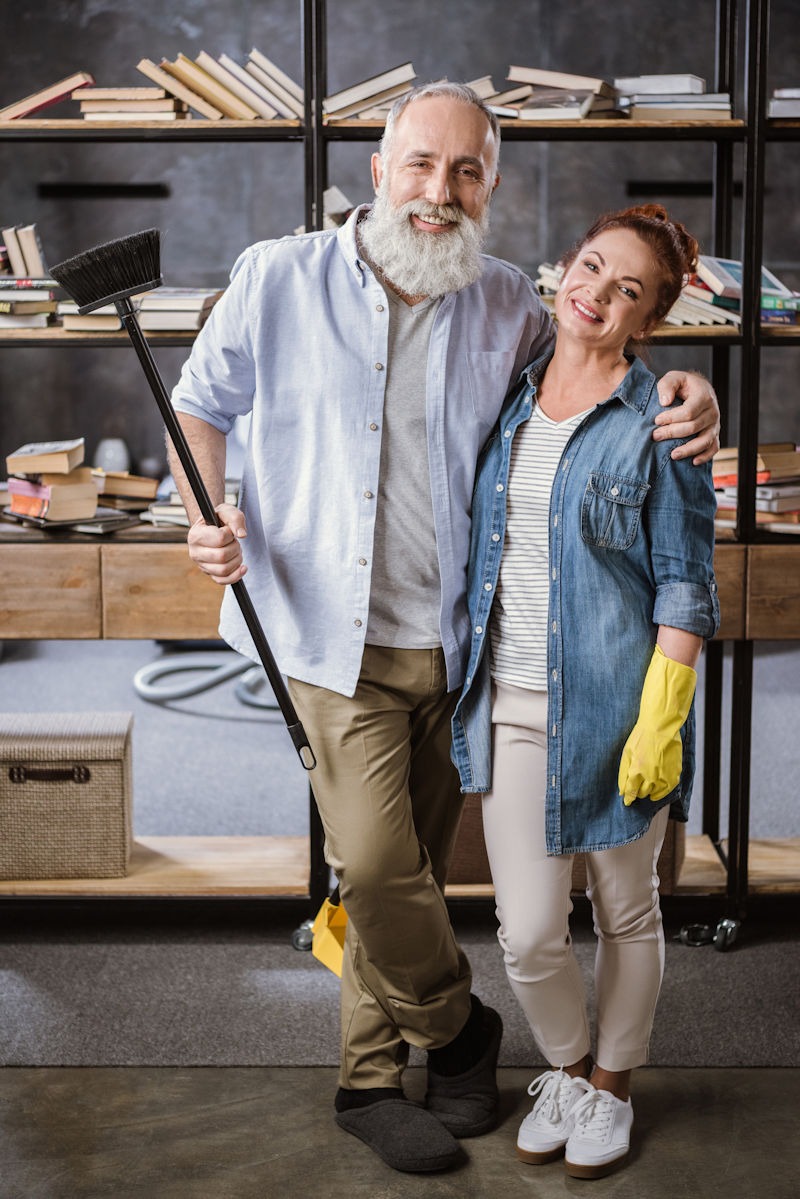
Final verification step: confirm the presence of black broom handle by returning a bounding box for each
[115,297,316,770]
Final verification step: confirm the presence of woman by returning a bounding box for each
[451,205,719,1179]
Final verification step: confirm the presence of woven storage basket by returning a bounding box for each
[0,711,133,879]
[449,793,684,894]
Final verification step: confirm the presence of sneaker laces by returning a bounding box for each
[526,1070,591,1126]
[570,1087,616,1142]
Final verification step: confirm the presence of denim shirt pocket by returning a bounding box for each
[581,472,650,550]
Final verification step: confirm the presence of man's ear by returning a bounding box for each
[492,172,501,193]
[371,153,383,194]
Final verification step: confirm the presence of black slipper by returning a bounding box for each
[334,1097,466,1173]
[426,1005,503,1137]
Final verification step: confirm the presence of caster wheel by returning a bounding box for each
[713,917,740,951]
[292,919,314,951]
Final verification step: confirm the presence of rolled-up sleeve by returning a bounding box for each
[648,454,720,639]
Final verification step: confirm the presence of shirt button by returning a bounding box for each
[551,774,556,787]
[552,620,557,632]
[484,582,492,591]
[475,625,483,635]
[552,568,557,580]
[504,429,511,438]
[496,483,504,492]
[375,362,384,371]
[358,558,367,566]
[552,724,557,736]
[376,304,385,312]
[369,423,378,431]
[491,533,500,542]
[354,619,362,627]
[363,491,373,499]
[551,668,557,680]
[610,485,620,496]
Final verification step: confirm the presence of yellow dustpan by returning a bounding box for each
[311,886,348,977]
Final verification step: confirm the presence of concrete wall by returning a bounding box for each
[1,0,798,471]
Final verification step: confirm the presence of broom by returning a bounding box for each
[50,229,316,771]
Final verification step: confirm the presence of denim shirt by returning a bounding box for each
[451,351,720,854]
[171,205,554,697]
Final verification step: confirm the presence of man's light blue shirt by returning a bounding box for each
[171,205,554,696]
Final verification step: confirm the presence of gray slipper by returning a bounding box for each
[334,1098,466,1173]
[426,1005,503,1137]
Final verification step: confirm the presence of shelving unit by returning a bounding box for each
[1,0,797,913]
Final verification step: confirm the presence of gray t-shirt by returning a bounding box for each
[365,281,443,648]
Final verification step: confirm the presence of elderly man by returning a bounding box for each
[168,82,719,1174]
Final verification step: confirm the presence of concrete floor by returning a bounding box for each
[2,1065,797,1199]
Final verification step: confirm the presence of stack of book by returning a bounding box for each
[323,62,416,122]
[0,71,95,121]
[768,87,800,119]
[0,278,58,329]
[77,86,190,122]
[142,478,239,527]
[613,73,732,120]
[293,185,354,234]
[137,48,303,121]
[91,469,160,511]
[4,438,98,524]
[497,67,622,120]
[134,287,224,331]
[57,300,122,331]
[693,255,800,326]
[713,443,800,534]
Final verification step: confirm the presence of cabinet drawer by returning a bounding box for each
[101,544,222,639]
[0,544,101,638]
[713,544,746,640]
[746,546,800,640]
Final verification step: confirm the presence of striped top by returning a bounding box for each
[490,399,591,690]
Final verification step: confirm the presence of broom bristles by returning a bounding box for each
[50,228,162,314]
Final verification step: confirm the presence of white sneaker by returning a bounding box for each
[564,1086,633,1178]
[516,1070,592,1164]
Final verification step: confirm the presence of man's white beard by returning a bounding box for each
[359,185,489,298]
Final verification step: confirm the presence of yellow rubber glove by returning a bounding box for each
[618,644,697,807]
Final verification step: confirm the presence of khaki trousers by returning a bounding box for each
[483,681,669,1073]
[287,646,472,1089]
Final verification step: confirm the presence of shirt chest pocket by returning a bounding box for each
[581,472,650,550]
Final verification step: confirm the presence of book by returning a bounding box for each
[1,226,28,277]
[61,311,123,330]
[137,287,224,311]
[625,104,732,121]
[248,48,304,111]
[0,312,50,328]
[323,80,413,121]
[517,92,620,120]
[507,66,617,99]
[485,84,534,106]
[721,483,800,511]
[79,97,184,112]
[0,71,95,121]
[77,86,170,101]
[136,58,223,121]
[0,298,56,315]
[323,62,416,114]
[245,61,304,119]
[613,74,706,94]
[7,470,98,521]
[683,275,741,309]
[760,310,798,325]
[91,469,159,499]
[696,255,794,299]
[618,92,730,106]
[137,309,214,331]
[774,87,800,99]
[194,52,278,120]
[217,55,280,119]
[6,437,85,475]
[760,293,800,311]
[715,505,800,524]
[464,76,497,100]
[15,223,48,277]
[81,111,191,122]
[769,98,800,118]
[0,281,56,295]
[1,505,139,533]
[160,54,260,120]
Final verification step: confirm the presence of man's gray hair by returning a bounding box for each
[379,81,501,173]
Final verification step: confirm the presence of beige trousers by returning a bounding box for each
[483,680,670,1073]
[287,646,472,1090]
